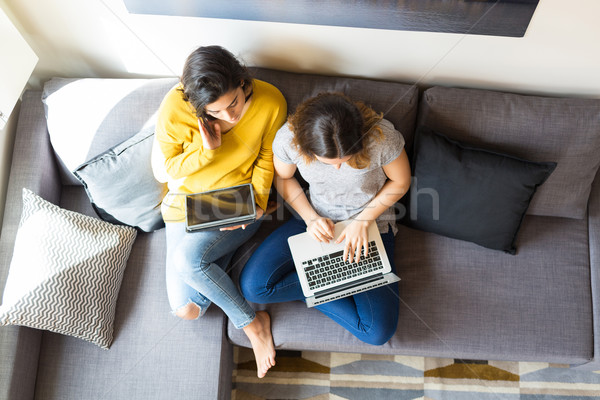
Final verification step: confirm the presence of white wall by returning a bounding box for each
[3,0,600,98]
[1,0,599,225]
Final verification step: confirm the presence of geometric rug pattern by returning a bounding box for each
[232,346,600,399]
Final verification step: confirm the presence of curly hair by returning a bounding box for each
[288,92,383,169]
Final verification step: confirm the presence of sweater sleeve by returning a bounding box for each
[155,88,218,180]
[251,124,277,211]
[251,107,287,211]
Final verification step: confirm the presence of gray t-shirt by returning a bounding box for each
[273,119,405,235]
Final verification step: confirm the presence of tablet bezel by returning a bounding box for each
[185,183,256,232]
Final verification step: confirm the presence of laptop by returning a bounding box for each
[288,220,400,307]
[185,183,256,232]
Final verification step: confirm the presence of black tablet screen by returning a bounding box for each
[186,184,255,228]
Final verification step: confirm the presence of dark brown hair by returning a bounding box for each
[288,92,383,169]
[179,46,252,137]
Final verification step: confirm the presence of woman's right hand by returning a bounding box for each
[306,216,335,243]
[198,118,222,150]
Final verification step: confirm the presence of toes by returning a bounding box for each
[256,358,274,378]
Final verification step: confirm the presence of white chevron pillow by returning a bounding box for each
[0,189,137,349]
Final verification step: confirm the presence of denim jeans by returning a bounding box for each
[165,220,261,329]
[240,216,400,345]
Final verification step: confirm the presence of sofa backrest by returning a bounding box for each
[41,69,419,186]
[251,68,419,150]
[417,86,600,219]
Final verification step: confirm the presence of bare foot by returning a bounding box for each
[243,311,276,378]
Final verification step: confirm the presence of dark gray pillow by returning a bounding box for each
[73,126,167,232]
[418,86,600,219]
[407,126,556,254]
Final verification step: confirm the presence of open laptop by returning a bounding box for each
[288,220,400,307]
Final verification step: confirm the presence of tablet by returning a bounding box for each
[185,183,256,232]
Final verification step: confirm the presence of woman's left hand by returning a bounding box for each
[219,207,264,231]
[335,219,371,263]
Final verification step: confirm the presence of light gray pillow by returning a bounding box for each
[418,86,600,219]
[0,189,137,349]
[73,126,167,232]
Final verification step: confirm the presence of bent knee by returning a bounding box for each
[174,303,201,320]
[173,257,210,280]
[361,320,398,346]
[238,268,261,301]
[239,278,260,303]
[364,331,394,346]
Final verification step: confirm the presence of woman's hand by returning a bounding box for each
[198,118,222,150]
[263,200,279,216]
[219,207,264,231]
[306,216,335,243]
[336,219,371,263]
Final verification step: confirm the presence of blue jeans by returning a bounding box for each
[165,220,261,329]
[240,217,400,345]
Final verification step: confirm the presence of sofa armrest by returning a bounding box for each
[0,90,62,399]
[0,326,42,400]
[577,167,600,370]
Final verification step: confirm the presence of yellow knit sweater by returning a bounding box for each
[155,79,287,223]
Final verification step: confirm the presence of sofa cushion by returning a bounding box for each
[418,86,600,219]
[32,187,233,400]
[41,77,178,185]
[407,126,556,254]
[73,125,167,232]
[0,189,137,349]
[229,213,593,365]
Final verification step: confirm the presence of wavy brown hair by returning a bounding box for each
[178,46,253,138]
[288,92,383,169]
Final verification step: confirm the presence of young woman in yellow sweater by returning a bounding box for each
[154,46,287,378]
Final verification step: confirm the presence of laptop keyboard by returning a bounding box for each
[302,241,384,290]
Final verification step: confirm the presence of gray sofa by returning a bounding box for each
[1,67,599,400]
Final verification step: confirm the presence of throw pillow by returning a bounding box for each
[0,189,137,349]
[41,77,178,181]
[73,126,167,232]
[407,126,556,254]
[418,86,600,219]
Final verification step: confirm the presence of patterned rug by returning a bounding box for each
[232,346,600,399]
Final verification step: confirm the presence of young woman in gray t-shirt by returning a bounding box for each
[240,92,411,355]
